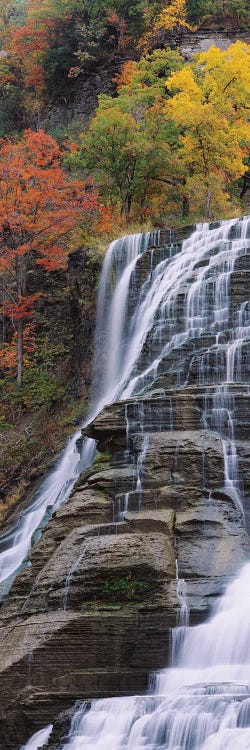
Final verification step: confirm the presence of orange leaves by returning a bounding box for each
[0,128,99,270]
[12,17,51,98]
[113,61,137,89]
[3,294,42,320]
[0,324,36,372]
[94,205,114,234]
[16,128,61,167]
[10,0,74,108]
[0,339,17,370]
[0,128,99,380]
[0,130,85,261]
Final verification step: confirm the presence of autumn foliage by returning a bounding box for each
[155,0,196,31]
[0,0,249,123]
[166,41,250,216]
[0,129,98,383]
[73,41,250,223]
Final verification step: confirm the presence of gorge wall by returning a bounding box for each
[0,248,101,530]
[40,30,250,132]
[0,220,249,749]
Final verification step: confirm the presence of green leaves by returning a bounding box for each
[72,49,183,222]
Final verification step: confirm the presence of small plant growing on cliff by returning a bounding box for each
[101,573,150,602]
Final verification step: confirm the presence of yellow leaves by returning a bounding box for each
[196,42,250,120]
[167,42,250,125]
[165,40,250,217]
[167,66,203,126]
[155,0,196,32]
[167,65,200,97]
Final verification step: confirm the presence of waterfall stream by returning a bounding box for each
[3,215,250,749]
[49,560,250,750]
[0,233,153,600]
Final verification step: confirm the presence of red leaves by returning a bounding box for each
[12,12,55,97]
[106,11,131,54]
[3,294,42,321]
[0,129,99,378]
[0,130,96,274]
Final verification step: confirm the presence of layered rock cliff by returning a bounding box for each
[0,248,101,530]
[0,221,249,749]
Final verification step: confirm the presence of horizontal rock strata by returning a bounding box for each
[0,223,249,749]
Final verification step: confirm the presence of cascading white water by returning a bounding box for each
[45,560,249,750]
[0,233,154,600]
[20,724,53,750]
[3,219,249,599]
[0,428,96,599]
[15,216,250,749]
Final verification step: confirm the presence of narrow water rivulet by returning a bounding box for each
[3,216,249,749]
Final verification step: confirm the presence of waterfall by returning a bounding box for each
[8,216,250,749]
[41,561,249,750]
[3,219,249,598]
[20,724,52,750]
[0,233,154,600]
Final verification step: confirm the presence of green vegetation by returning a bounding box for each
[93,453,112,464]
[0,0,249,133]
[70,49,183,223]
[187,0,250,24]
[70,42,250,223]
[101,573,150,602]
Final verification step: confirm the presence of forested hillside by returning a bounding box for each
[0,0,249,525]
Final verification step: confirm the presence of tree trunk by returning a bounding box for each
[205,191,212,219]
[139,198,146,224]
[124,197,131,224]
[182,194,189,218]
[17,317,23,385]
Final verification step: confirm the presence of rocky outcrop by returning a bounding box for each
[0,422,248,749]
[41,61,122,132]
[179,29,250,59]
[0,247,101,530]
[39,32,250,133]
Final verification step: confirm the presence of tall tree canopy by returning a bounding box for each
[72,48,183,222]
[0,129,98,383]
[166,41,250,217]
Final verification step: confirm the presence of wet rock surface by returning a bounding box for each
[0,223,249,749]
[0,422,248,749]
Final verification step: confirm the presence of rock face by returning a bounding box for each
[178,29,250,59]
[0,248,101,529]
[39,32,250,133]
[0,222,249,749]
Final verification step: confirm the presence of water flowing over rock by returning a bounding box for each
[0,233,153,600]
[0,218,249,749]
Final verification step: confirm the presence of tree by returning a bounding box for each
[72,49,183,222]
[155,0,195,32]
[187,0,250,25]
[12,1,62,118]
[165,42,250,217]
[141,0,196,51]
[0,129,98,384]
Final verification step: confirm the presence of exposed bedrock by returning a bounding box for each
[0,221,249,749]
[0,424,248,749]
